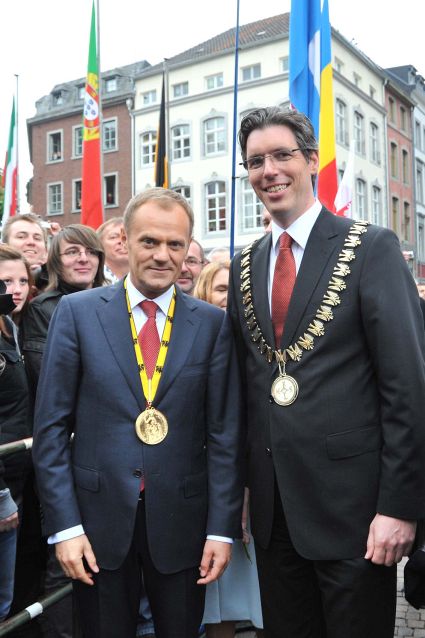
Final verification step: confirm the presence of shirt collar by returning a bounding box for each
[126,275,175,316]
[271,199,323,252]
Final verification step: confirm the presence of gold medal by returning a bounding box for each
[135,408,168,445]
[271,373,298,406]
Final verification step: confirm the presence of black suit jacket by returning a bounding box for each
[33,283,243,573]
[228,208,425,560]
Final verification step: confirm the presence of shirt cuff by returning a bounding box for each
[206,534,233,544]
[48,525,85,545]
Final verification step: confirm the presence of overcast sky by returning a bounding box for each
[1,0,423,210]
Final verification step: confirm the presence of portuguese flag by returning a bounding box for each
[2,98,18,224]
[81,1,103,229]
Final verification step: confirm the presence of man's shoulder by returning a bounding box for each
[177,290,225,320]
[64,283,120,307]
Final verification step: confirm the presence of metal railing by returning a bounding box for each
[0,437,33,458]
[0,584,72,637]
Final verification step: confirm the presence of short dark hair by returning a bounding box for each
[46,224,106,290]
[239,107,318,168]
[123,188,194,237]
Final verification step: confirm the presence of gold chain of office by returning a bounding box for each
[239,219,370,366]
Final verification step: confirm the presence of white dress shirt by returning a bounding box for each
[49,277,231,544]
[268,199,323,310]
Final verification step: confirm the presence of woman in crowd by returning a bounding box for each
[21,224,105,638]
[22,224,105,394]
[0,246,33,622]
[194,260,263,638]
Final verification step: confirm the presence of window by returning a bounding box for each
[105,77,117,92]
[171,125,190,160]
[280,57,289,73]
[140,131,157,166]
[103,119,117,152]
[388,97,395,123]
[241,177,262,231]
[369,123,380,164]
[72,179,82,212]
[78,85,85,100]
[415,121,422,149]
[142,90,157,105]
[336,99,348,146]
[392,197,399,233]
[104,174,117,207]
[205,74,223,91]
[403,202,411,241]
[353,111,365,155]
[47,183,63,215]
[205,181,226,233]
[416,160,424,203]
[353,72,361,87]
[172,82,189,98]
[390,142,398,179]
[355,179,367,219]
[400,106,407,131]
[402,149,409,184]
[47,131,63,162]
[73,126,83,158]
[52,92,63,106]
[203,117,226,155]
[241,64,261,82]
[371,186,382,226]
[334,57,343,74]
[173,185,191,204]
[369,86,376,100]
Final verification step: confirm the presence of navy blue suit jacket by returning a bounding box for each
[33,283,243,572]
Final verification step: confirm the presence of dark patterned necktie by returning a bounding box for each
[138,300,160,378]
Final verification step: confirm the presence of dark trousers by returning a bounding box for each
[74,494,205,638]
[255,489,396,638]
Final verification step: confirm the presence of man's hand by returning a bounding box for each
[55,534,99,585]
[365,513,416,566]
[197,540,232,585]
[0,511,19,532]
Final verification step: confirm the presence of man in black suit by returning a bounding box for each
[32,188,243,638]
[227,107,425,637]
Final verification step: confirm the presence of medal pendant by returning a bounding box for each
[135,408,168,445]
[271,373,299,406]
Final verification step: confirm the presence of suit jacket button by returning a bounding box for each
[265,448,272,457]
[133,469,142,478]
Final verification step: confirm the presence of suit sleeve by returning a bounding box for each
[205,310,244,538]
[32,296,82,536]
[359,227,425,520]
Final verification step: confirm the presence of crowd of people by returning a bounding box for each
[1,107,425,638]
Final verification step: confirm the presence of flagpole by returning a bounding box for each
[164,59,171,187]
[229,0,240,258]
[14,74,20,213]
[96,0,104,220]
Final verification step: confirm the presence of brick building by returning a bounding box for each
[26,60,149,227]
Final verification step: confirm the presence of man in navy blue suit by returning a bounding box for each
[33,188,243,638]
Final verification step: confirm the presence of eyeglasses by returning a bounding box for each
[60,248,99,259]
[240,148,313,171]
[184,257,204,267]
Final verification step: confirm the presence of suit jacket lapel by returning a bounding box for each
[281,208,341,350]
[96,283,145,411]
[251,233,275,347]
[154,288,201,404]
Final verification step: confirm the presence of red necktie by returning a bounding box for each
[138,300,160,379]
[271,233,296,347]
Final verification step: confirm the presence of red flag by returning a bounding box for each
[81,2,103,229]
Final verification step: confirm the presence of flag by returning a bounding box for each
[334,140,355,217]
[289,0,338,213]
[81,1,103,229]
[154,74,169,188]
[2,98,18,224]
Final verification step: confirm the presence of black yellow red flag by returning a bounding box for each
[154,74,169,188]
